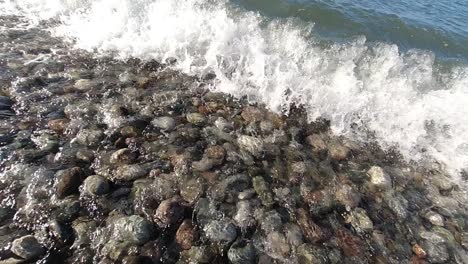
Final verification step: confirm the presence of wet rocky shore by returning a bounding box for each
[0,15,468,263]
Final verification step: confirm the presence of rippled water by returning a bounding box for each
[1,0,468,182]
[237,0,468,60]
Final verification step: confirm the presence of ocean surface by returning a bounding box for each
[2,0,468,181]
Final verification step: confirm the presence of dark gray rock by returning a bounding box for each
[10,235,45,260]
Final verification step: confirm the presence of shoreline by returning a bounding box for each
[0,15,467,263]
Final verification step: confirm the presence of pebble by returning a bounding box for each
[241,106,263,123]
[110,148,137,165]
[73,128,104,147]
[74,79,94,91]
[10,235,45,260]
[47,118,69,132]
[114,164,147,181]
[204,220,237,246]
[367,166,392,190]
[56,167,85,199]
[328,140,350,160]
[82,175,110,196]
[265,231,290,258]
[424,211,445,226]
[153,198,184,228]
[419,231,450,263]
[237,135,264,157]
[228,241,256,264]
[296,244,329,264]
[346,208,374,233]
[186,113,206,126]
[152,116,176,131]
[253,176,274,207]
[175,220,198,250]
[112,215,154,245]
[306,134,327,151]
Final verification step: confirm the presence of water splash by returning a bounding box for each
[2,0,468,179]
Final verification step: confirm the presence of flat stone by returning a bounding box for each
[10,235,45,260]
[186,113,206,126]
[112,215,154,245]
[152,116,176,131]
[82,175,110,196]
[237,135,264,157]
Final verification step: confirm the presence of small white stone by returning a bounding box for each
[425,211,444,226]
[367,166,392,189]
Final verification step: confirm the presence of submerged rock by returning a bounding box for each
[112,215,155,245]
[10,235,45,260]
[152,116,176,131]
[56,167,85,199]
[237,135,264,157]
[82,175,110,196]
[228,240,256,264]
[367,166,392,190]
[176,220,198,250]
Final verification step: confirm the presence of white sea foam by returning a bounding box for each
[3,0,468,180]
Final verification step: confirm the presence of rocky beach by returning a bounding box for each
[0,15,468,264]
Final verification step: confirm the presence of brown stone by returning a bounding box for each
[205,145,225,160]
[336,228,364,257]
[241,106,263,123]
[56,167,85,199]
[153,197,184,228]
[296,208,327,243]
[176,220,198,250]
[48,118,69,133]
[412,244,427,258]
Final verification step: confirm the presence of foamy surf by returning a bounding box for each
[2,0,468,181]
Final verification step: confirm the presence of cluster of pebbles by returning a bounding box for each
[1,15,468,264]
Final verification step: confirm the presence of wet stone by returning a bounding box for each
[110,148,137,165]
[186,113,206,126]
[180,179,203,204]
[241,106,263,123]
[74,79,94,91]
[228,241,256,264]
[176,219,198,250]
[179,246,215,263]
[234,200,255,229]
[297,244,329,264]
[260,210,283,233]
[253,176,274,207]
[284,223,303,248]
[82,175,110,196]
[204,219,237,246]
[237,135,264,157]
[56,167,85,199]
[152,116,175,131]
[153,197,184,229]
[367,166,392,190]
[76,149,95,163]
[419,231,450,263]
[205,145,225,160]
[328,140,350,161]
[424,211,445,226]
[296,208,326,243]
[47,118,69,132]
[73,128,104,147]
[114,164,147,181]
[112,215,154,245]
[306,134,327,151]
[335,184,361,209]
[10,235,45,260]
[346,208,374,233]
